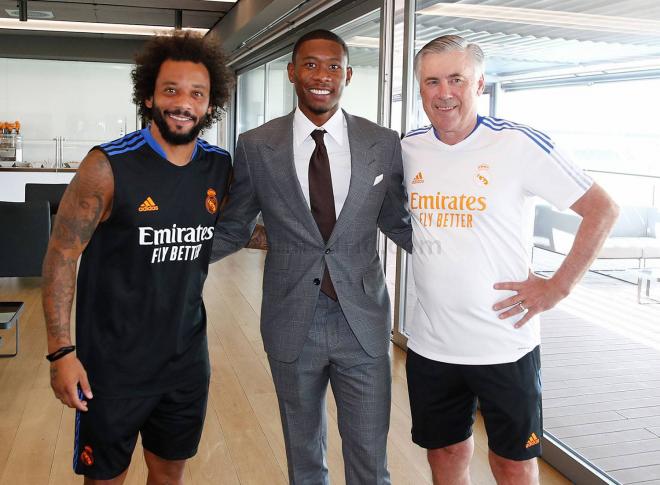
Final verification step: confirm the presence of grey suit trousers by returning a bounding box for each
[268,293,392,485]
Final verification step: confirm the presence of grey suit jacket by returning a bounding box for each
[211,110,412,362]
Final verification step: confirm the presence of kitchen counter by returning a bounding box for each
[0,168,76,201]
[0,167,77,173]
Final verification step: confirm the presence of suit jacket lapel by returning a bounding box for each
[327,112,378,247]
[261,112,323,239]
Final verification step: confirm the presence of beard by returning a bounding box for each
[150,102,208,145]
[308,103,333,115]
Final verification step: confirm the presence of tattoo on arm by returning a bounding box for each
[245,224,268,250]
[42,150,113,349]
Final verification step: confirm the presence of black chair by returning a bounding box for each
[25,183,68,229]
[0,201,51,277]
[0,302,23,357]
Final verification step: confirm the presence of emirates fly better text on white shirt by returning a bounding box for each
[401,116,593,365]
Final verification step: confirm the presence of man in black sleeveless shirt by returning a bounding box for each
[42,31,241,484]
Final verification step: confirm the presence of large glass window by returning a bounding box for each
[333,9,404,305]
[0,58,135,167]
[266,54,295,122]
[500,81,660,209]
[236,54,294,136]
[235,10,382,134]
[335,10,381,123]
[397,1,660,482]
[236,65,266,135]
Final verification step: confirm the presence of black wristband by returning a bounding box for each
[46,345,76,362]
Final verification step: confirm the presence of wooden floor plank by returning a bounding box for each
[48,408,78,485]
[549,415,660,440]
[619,406,660,419]
[535,250,660,484]
[544,380,660,399]
[545,396,660,419]
[0,388,62,485]
[563,429,659,449]
[580,438,660,460]
[609,463,660,483]
[594,450,660,471]
[205,340,287,485]
[187,397,241,485]
[0,252,570,484]
[543,411,625,428]
[544,387,660,409]
[543,373,660,390]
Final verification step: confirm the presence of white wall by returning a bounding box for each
[0,171,75,202]
[0,58,137,165]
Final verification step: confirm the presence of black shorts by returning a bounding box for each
[73,378,209,480]
[406,347,542,461]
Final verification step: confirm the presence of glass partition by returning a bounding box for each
[334,10,381,123]
[236,55,294,136]
[0,58,136,166]
[266,54,296,122]
[396,1,660,482]
[235,10,383,134]
[499,80,660,210]
[236,65,266,135]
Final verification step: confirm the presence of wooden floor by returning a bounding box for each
[540,268,660,485]
[0,249,568,484]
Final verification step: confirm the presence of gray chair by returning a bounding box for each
[0,201,51,277]
[24,183,68,230]
[534,204,660,266]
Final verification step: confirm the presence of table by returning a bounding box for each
[0,301,23,357]
[628,268,660,304]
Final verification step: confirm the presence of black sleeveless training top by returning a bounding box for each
[76,127,231,398]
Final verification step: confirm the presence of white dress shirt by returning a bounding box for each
[293,107,352,218]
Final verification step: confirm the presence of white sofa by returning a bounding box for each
[533,204,660,264]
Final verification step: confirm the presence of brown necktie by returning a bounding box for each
[309,129,337,300]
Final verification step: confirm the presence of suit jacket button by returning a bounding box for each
[325,249,331,254]
[313,278,321,285]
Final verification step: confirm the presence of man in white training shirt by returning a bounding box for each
[401,35,619,485]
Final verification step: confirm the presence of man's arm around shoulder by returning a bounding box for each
[211,134,262,262]
[377,129,412,253]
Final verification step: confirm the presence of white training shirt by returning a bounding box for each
[401,115,593,365]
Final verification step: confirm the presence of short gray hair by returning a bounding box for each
[414,35,484,78]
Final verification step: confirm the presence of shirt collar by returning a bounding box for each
[293,107,346,147]
[431,115,483,145]
[142,124,199,162]
[142,125,168,160]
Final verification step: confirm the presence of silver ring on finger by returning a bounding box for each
[519,302,527,312]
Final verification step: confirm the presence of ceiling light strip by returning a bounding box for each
[0,18,208,36]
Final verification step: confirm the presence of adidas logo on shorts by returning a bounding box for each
[525,432,540,448]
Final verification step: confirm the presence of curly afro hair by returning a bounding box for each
[132,30,234,128]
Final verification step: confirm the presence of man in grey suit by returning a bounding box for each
[211,29,411,484]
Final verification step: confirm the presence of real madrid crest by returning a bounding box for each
[80,445,94,466]
[474,163,490,188]
[206,188,218,214]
